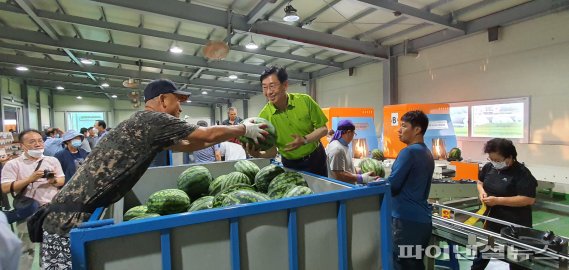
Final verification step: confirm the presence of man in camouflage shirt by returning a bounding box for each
[40,79,268,269]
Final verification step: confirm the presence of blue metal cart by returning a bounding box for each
[70,159,393,270]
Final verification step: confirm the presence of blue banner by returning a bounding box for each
[424,114,457,159]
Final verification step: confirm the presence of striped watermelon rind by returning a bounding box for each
[359,158,385,178]
[268,183,297,199]
[220,190,270,207]
[147,189,191,215]
[221,171,251,191]
[129,213,161,221]
[448,147,462,161]
[283,186,314,198]
[123,205,148,221]
[188,196,214,212]
[209,175,228,195]
[177,166,213,200]
[234,160,260,182]
[254,165,285,193]
[239,117,277,151]
[267,171,307,194]
[212,184,256,207]
[371,149,385,161]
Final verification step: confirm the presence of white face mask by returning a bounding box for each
[27,148,44,158]
[71,140,82,148]
[491,161,508,170]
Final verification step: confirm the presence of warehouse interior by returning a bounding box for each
[1,0,569,269]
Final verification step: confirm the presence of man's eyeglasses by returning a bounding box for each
[25,139,44,145]
[262,83,281,91]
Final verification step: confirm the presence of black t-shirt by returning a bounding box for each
[44,111,197,235]
[479,161,537,231]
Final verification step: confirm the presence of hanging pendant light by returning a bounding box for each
[283,3,300,22]
[245,35,258,50]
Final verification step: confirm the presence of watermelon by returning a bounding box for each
[268,183,297,199]
[234,160,260,182]
[268,172,307,193]
[220,190,271,207]
[239,117,277,151]
[188,196,214,212]
[147,189,191,215]
[212,184,256,207]
[177,166,213,200]
[129,213,161,221]
[123,205,148,221]
[448,147,462,161]
[283,186,314,198]
[254,165,285,193]
[371,149,385,161]
[359,158,385,178]
[209,175,228,195]
[221,172,251,191]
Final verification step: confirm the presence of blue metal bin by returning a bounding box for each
[70,159,393,270]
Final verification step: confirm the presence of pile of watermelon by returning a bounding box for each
[123,160,314,221]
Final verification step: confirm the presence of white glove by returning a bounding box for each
[358,172,379,184]
[242,121,267,144]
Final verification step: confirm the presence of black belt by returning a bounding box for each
[283,143,322,162]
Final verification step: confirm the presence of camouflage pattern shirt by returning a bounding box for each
[43,110,197,235]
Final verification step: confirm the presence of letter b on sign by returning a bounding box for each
[391,113,399,126]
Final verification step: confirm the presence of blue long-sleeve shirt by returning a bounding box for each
[388,143,434,224]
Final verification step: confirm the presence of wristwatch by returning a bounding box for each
[302,136,308,145]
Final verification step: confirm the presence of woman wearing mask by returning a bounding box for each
[472,138,537,270]
[54,130,89,185]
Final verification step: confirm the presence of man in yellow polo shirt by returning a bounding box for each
[248,66,329,177]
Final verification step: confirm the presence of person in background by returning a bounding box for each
[43,127,64,156]
[222,107,243,126]
[471,138,537,270]
[79,127,91,153]
[54,130,89,184]
[216,141,246,161]
[0,130,65,270]
[388,110,434,270]
[40,79,267,268]
[325,120,377,184]
[0,211,21,270]
[247,66,329,177]
[191,121,221,163]
[93,120,107,147]
[86,127,96,148]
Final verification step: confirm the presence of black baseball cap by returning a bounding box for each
[144,79,191,102]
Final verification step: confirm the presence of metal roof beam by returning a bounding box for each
[354,16,408,40]
[0,54,262,93]
[453,0,496,18]
[0,26,309,81]
[0,3,341,68]
[376,22,431,43]
[12,0,98,83]
[310,57,378,79]
[356,0,465,32]
[298,0,342,28]
[90,0,387,59]
[327,8,376,34]
[390,0,569,56]
[247,0,276,24]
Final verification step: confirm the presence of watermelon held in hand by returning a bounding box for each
[371,149,385,161]
[177,166,213,200]
[359,158,385,178]
[239,117,277,151]
[447,147,463,161]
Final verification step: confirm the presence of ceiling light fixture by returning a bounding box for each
[228,74,238,80]
[169,46,183,54]
[101,82,110,88]
[186,100,192,103]
[56,86,64,90]
[76,96,83,99]
[283,2,300,22]
[80,58,94,65]
[111,94,118,98]
[201,90,208,95]
[245,35,258,50]
[16,66,29,71]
